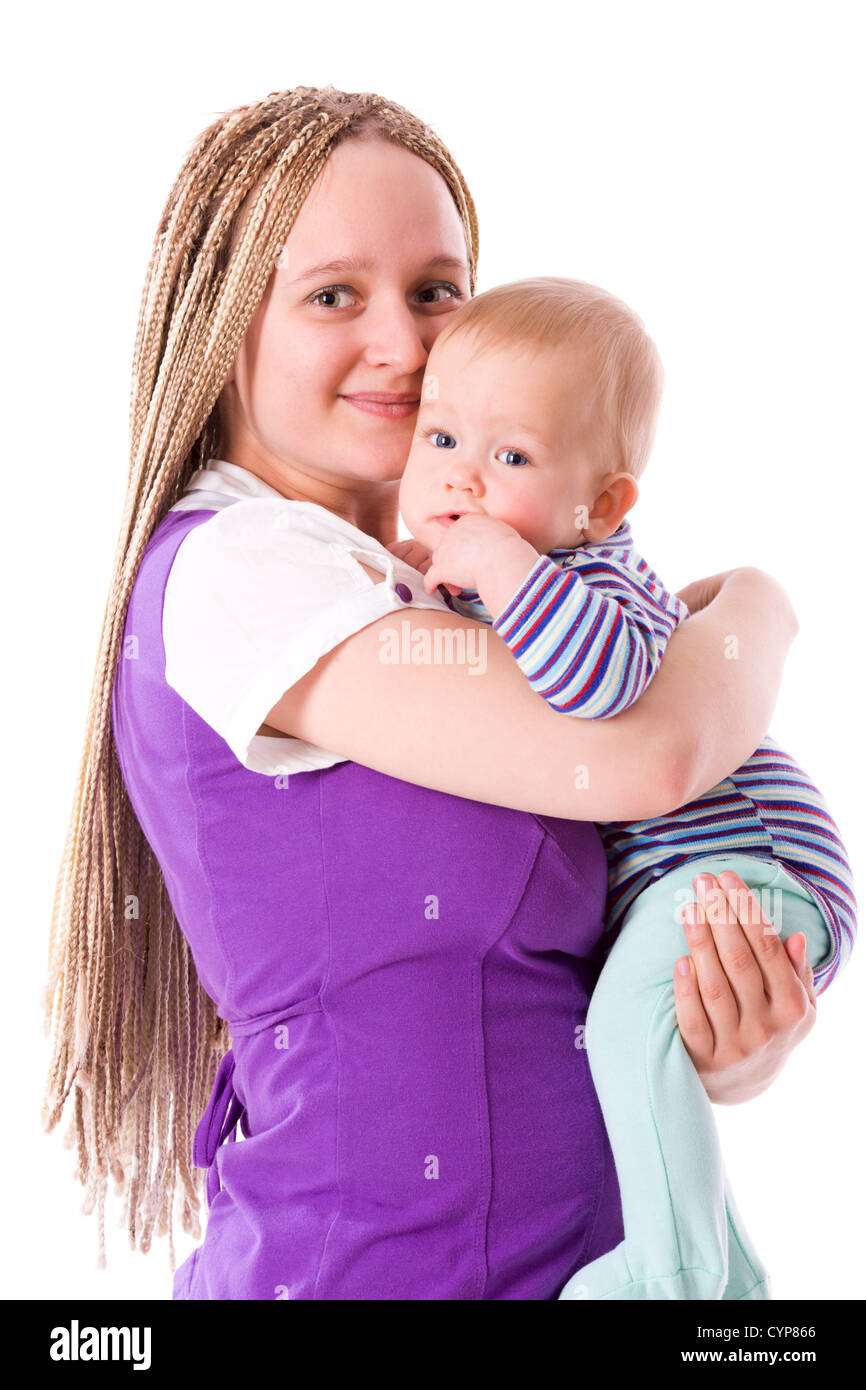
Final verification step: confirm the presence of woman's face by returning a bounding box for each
[216,136,473,515]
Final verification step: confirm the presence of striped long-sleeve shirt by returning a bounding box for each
[448,521,856,993]
[452,521,690,718]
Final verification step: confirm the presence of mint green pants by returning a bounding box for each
[558,853,832,1301]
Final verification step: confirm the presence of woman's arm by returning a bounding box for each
[263,564,797,821]
[266,560,806,1105]
[656,565,797,805]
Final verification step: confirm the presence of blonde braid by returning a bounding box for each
[41,85,479,1270]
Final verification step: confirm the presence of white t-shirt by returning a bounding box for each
[163,458,452,776]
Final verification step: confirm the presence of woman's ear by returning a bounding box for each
[584,473,639,543]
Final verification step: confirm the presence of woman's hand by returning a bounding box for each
[674,569,740,614]
[674,870,818,1103]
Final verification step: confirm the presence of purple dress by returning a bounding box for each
[110,508,624,1299]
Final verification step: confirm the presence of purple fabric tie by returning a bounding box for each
[192,1002,319,1207]
[193,1049,247,1208]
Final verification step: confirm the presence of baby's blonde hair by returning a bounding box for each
[42,85,478,1271]
[434,276,664,479]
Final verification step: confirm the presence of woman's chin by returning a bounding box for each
[339,452,409,486]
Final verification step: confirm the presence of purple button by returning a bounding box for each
[395,582,412,602]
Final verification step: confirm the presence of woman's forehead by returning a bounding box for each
[293,143,465,241]
[231,136,470,275]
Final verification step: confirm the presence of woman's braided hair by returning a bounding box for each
[42,85,479,1270]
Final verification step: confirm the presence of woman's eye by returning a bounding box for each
[496,448,531,468]
[307,281,464,310]
[308,285,355,308]
[417,283,464,304]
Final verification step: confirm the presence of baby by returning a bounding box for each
[390,277,857,1300]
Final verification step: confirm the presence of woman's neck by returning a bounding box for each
[215,450,401,548]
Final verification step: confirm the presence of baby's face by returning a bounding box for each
[398,331,606,556]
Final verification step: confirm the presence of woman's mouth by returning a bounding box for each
[340,394,420,420]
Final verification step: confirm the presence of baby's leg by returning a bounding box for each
[558,853,832,1301]
[721,1175,771,1299]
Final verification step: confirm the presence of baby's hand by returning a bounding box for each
[387,538,462,597]
[422,514,525,596]
[386,538,435,572]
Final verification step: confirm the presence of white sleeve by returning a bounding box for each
[162,498,452,776]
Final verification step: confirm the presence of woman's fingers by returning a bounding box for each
[673,871,821,1100]
[675,870,818,1077]
[786,932,818,1008]
[691,872,773,1027]
[678,885,742,1039]
[672,941,715,1066]
[713,870,814,1026]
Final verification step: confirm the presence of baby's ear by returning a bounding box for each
[584,472,639,542]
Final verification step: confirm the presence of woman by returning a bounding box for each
[43,86,817,1299]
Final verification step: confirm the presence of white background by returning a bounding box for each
[4,0,863,1301]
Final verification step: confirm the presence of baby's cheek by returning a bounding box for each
[495,492,547,547]
[397,453,428,527]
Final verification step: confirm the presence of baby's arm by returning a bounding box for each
[484,550,689,719]
[418,516,689,718]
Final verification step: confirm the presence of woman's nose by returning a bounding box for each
[358,297,431,375]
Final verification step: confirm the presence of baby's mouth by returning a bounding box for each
[432,510,475,527]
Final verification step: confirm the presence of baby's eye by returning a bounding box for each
[496,448,531,468]
[423,428,457,449]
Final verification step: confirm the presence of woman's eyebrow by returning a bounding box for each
[285,253,468,284]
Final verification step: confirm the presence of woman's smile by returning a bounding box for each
[340,393,420,419]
